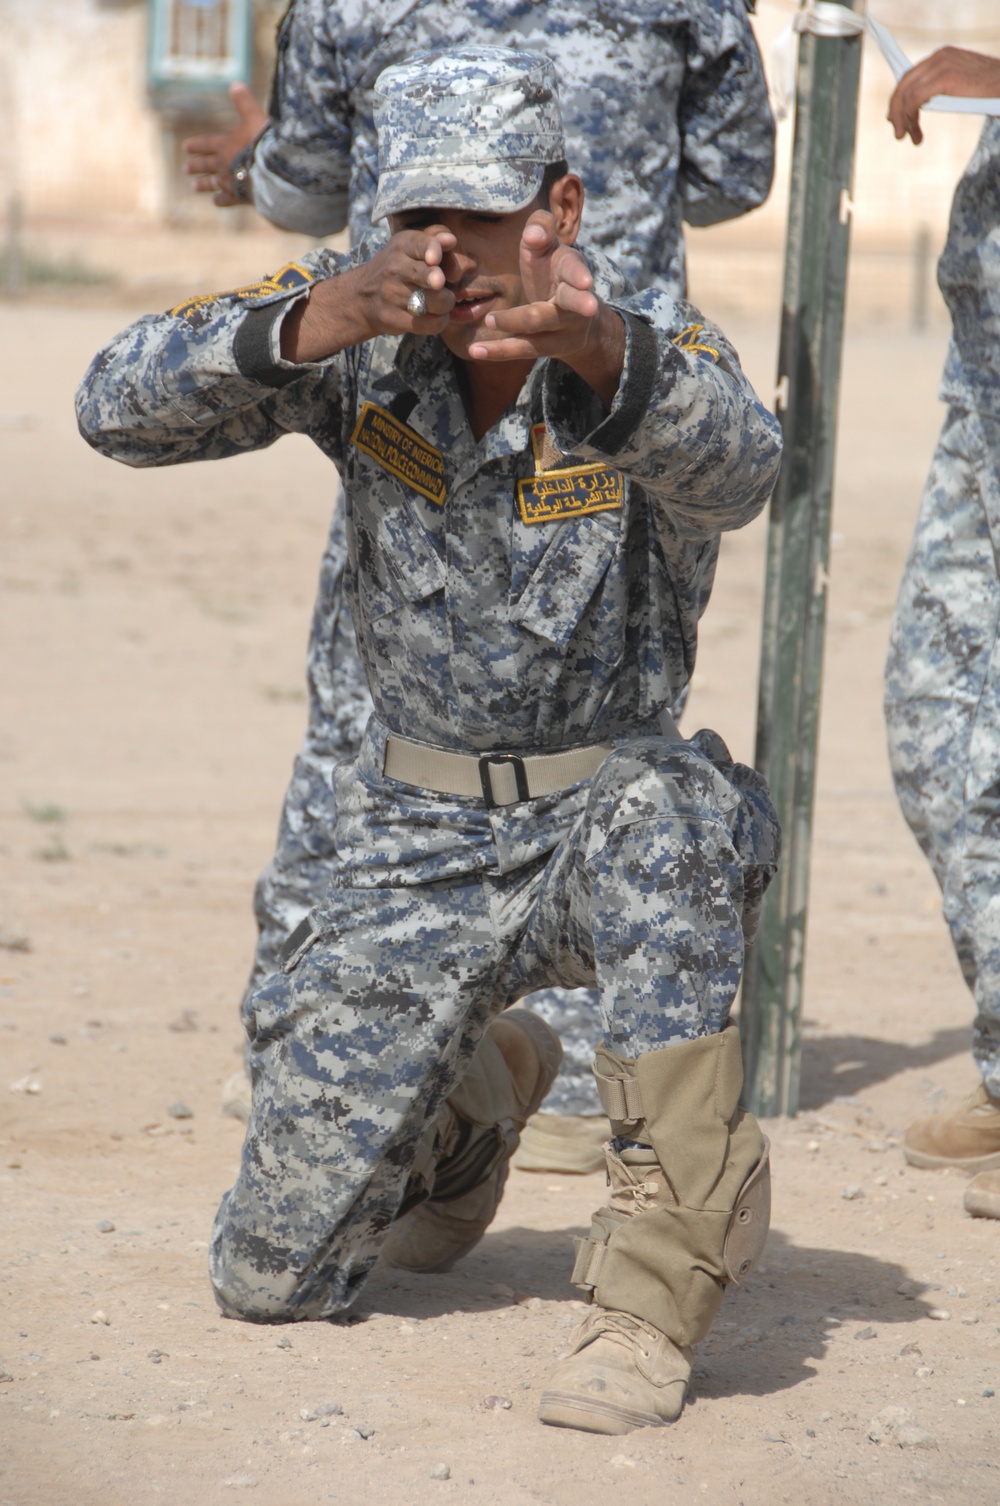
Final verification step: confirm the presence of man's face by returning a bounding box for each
[389,201,539,362]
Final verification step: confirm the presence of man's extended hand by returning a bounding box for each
[182,83,269,204]
[469,212,624,408]
[889,47,1000,146]
[280,228,458,363]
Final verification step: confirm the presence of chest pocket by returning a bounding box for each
[509,513,625,663]
[351,481,447,624]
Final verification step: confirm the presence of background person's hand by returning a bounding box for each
[889,46,1000,145]
[182,83,269,204]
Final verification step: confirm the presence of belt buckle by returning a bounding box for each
[478,753,530,809]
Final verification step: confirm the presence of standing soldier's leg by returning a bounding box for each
[509,732,780,1433]
[885,409,1000,1177]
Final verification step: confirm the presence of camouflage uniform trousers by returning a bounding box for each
[885,405,1000,1096]
[210,730,779,1322]
[246,500,606,1114]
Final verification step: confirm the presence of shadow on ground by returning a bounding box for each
[355,1226,936,1407]
[796,1025,971,1110]
[357,1223,586,1321]
[693,1228,937,1401]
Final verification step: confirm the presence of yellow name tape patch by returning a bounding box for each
[672,323,720,362]
[351,402,446,506]
[171,261,314,319]
[516,423,624,525]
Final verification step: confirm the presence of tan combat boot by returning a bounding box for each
[512,1111,608,1175]
[964,1169,1000,1218]
[539,1023,770,1434]
[904,1084,1000,1172]
[381,1009,562,1273]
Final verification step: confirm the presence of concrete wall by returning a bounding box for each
[1,0,284,224]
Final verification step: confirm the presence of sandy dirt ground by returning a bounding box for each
[1,272,998,1506]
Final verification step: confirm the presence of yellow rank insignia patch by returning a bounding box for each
[170,262,315,319]
[516,424,624,526]
[672,323,720,362]
[351,401,446,506]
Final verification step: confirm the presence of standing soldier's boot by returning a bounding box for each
[381,1009,562,1273]
[539,1021,769,1434]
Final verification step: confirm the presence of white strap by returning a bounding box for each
[793,2,865,40]
[771,5,1000,122]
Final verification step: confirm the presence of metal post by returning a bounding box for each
[739,2,863,1116]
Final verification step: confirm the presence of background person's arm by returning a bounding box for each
[889,47,1000,145]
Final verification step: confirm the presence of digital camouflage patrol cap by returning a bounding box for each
[371,47,566,222]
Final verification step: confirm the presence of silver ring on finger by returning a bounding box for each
[406,288,427,317]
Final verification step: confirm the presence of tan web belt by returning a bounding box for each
[383,732,613,810]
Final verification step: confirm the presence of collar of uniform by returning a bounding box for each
[386,332,539,476]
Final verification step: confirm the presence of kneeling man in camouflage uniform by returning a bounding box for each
[77,47,782,1434]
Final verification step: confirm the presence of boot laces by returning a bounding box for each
[584,1308,662,1362]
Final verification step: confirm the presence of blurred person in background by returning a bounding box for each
[883,45,1000,1221]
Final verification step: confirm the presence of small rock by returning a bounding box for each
[866,1141,887,1153]
[0,1365,13,1383]
[896,1281,920,1300]
[95,1219,115,1234]
[915,1366,934,1379]
[960,1313,980,1325]
[806,1140,820,1152]
[898,1342,921,1358]
[167,1101,193,1120]
[868,1406,938,1450]
[983,1389,995,1398]
[482,1395,512,1410]
[148,1349,168,1364]
[275,1335,293,1350]
[90,1310,110,1326]
[49,1034,67,1045]
[429,1464,451,1481]
[222,1475,258,1489]
[927,1308,951,1322]
[855,1326,877,1341]
[9,1075,41,1095]
[347,1425,374,1441]
[490,1284,515,1299]
[315,1401,342,1417]
[167,1010,198,1033]
[841,1185,863,1201]
[608,1454,636,1468]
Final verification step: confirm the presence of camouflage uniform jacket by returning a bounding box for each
[253,0,774,294]
[938,119,1000,421]
[76,245,782,883]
